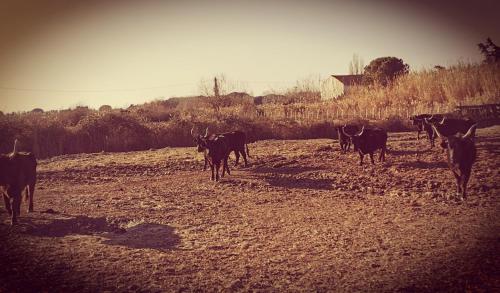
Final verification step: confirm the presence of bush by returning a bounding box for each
[74,113,153,152]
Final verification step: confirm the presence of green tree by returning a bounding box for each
[363,57,409,86]
[478,38,500,64]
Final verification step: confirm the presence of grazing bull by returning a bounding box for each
[192,128,231,181]
[0,140,37,225]
[426,117,476,138]
[411,114,444,147]
[336,124,359,152]
[343,126,388,165]
[410,114,432,140]
[432,124,477,201]
[192,128,250,170]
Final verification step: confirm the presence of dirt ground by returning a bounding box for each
[1,126,499,292]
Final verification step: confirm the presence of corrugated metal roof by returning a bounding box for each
[331,74,364,86]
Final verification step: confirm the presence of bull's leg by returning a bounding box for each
[369,153,375,164]
[13,192,21,217]
[241,149,248,167]
[203,156,208,171]
[347,141,351,152]
[27,183,35,212]
[8,188,21,225]
[222,159,230,177]
[379,147,386,162]
[359,152,364,166]
[224,157,231,176]
[211,164,215,181]
[451,170,462,199]
[461,169,471,200]
[3,193,12,216]
[417,130,420,140]
[215,163,220,182]
[234,151,240,166]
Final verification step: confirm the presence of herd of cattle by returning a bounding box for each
[0,115,479,225]
[190,114,478,202]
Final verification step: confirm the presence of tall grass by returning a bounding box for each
[341,63,499,113]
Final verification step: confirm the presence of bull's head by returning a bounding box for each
[424,115,443,125]
[423,116,435,125]
[432,123,477,150]
[342,125,364,151]
[191,127,210,152]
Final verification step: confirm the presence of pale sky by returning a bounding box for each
[0,0,499,113]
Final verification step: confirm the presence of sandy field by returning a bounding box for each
[1,127,499,292]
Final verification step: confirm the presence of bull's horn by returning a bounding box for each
[439,117,446,124]
[431,125,443,139]
[341,126,352,137]
[190,127,195,137]
[462,124,477,139]
[357,126,365,136]
[13,139,18,154]
[204,127,209,137]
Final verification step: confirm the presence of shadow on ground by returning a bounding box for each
[389,149,430,156]
[24,215,180,251]
[102,223,180,250]
[397,160,448,169]
[251,165,323,175]
[264,175,334,190]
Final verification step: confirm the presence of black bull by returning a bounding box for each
[192,129,250,179]
[0,142,37,225]
[336,125,359,152]
[199,135,232,182]
[343,126,388,165]
[410,114,444,147]
[432,123,477,201]
[426,117,476,138]
[194,129,250,169]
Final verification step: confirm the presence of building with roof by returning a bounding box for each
[320,74,364,100]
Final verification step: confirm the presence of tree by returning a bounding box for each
[31,108,44,114]
[363,57,409,86]
[478,38,500,64]
[99,105,112,112]
[348,53,364,75]
[198,74,249,118]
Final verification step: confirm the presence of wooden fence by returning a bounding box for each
[251,103,455,122]
[453,103,499,120]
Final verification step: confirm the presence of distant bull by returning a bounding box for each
[411,114,444,147]
[343,126,388,165]
[336,124,359,152]
[192,128,250,170]
[0,140,37,225]
[432,123,477,201]
[192,128,231,181]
